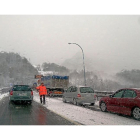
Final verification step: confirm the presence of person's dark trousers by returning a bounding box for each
[40,95,42,103]
[40,95,45,104]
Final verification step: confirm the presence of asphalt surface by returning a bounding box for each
[0,96,75,125]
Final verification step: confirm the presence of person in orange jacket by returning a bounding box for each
[36,82,47,104]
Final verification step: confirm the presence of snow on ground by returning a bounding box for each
[0,93,9,100]
[38,70,53,76]
[33,91,140,125]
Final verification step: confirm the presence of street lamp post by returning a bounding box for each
[68,43,87,86]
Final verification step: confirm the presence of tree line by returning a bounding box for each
[41,62,140,91]
[1,52,140,92]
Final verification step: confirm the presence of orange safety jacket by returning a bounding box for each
[36,85,47,95]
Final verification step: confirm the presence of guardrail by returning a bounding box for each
[94,91,114,101]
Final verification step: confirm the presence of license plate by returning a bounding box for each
[86,95,91,97]
[18,93,27,96]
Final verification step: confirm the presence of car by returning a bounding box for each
[9,85,33,104]
[62,86,95,106]
[99,88,140,120]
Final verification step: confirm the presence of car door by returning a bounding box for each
[119,89,137,115]
[79,87,95,103]
[71,86,78,100]
[107,89,125,113]
[64,87,72,101]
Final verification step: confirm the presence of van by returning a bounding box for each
[63,86,95,106]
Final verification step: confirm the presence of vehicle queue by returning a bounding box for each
[62,86,140,121]
[8,82,140,121]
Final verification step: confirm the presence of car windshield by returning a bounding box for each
[12,85,32,91]
[80,87,94,93]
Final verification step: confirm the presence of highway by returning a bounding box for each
[0,96,75,125]
[1,92,140,125]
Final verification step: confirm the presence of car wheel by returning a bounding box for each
[90,103,95,106]
[63,96,67,103]
[132,107,140,120]
[100,102,107,112]
[50,94,54,97]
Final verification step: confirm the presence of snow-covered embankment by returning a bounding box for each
[33,91,140,125]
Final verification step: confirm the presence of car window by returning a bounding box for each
[13,85,32,91]
[67,87,72,92]
[71,86,77,92]
[113,90,124,98]
[132,92,137,98]
[80,87,94,93]
[123,90,137,98]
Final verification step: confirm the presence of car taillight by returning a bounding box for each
[10,91,13,95]
[77,94,81,97]
[31,91,33,95]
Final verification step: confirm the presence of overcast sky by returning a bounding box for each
[0,15,140,72]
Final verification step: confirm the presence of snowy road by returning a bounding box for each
[1,92,140,125]
[0,95,75,125]
[33,91,140,125]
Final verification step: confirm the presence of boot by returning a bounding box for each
[40,97,42,104]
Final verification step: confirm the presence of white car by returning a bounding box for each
[63,86,95,106]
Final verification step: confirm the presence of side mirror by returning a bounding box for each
[109,95,113,98]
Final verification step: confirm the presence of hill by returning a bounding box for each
[0,52,38,87]
[39,62,69,76]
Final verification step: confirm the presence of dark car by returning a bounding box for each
[9,85,33,104]
[99,88,140,120]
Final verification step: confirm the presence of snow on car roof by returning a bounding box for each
[119,88,140,92]
[77,86,92,88]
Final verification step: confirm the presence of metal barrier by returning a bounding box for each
[94,91,114,101]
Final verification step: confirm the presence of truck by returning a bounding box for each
[40,75,69,97]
